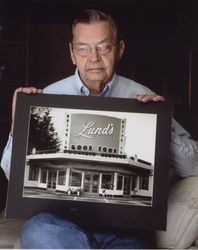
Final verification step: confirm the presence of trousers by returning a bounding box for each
[20,212,155,249]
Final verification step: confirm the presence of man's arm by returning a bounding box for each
[135,94,198,177]
[10,87,42,135]
[1,87,42,179]
[1,135,12,179]
[171,119,198,177]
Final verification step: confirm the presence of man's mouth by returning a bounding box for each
[87,68,104,72]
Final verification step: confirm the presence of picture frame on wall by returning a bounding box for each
[6,93,173,231]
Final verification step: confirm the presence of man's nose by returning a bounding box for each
[88,48,101,61]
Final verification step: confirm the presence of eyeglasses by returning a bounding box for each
[72,42,116,57]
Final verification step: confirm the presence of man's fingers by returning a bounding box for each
[152,95,165,102]
[14,87,43,95]
[135,94,165,103]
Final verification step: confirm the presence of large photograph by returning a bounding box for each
[6,93,172,230]
[24,106,157,207]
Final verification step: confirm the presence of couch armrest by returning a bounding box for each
[0,219,25,248]
[156,176,198,249]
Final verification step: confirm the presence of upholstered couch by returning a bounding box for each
[156,175,198,249]
[0,174,198,249]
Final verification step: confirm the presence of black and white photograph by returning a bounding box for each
[23,106,157,207]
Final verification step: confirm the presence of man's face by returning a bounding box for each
[70,21,124,90]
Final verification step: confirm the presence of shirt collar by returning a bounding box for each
[74,68,117,97]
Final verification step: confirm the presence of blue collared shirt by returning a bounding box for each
[43,69,154,98]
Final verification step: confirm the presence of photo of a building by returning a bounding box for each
[23,107,156,206]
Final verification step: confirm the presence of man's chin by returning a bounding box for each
[86,72,107,81]
[87,77,107,83]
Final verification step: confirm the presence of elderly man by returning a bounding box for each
[1,9,198,249]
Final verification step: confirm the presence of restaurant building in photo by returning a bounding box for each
[24,112,154,199]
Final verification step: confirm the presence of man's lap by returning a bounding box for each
[20,212,155,249]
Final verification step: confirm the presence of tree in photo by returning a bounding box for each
[28,107,61,154]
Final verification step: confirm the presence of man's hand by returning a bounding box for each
[11,87,43,135]
[135,94,165,102]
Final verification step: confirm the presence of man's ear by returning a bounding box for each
[69,43,76,65]
[117,40,125,62]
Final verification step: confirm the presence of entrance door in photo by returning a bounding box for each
[47,170,57,189]
[123,176,131,196]
[84,173,99,195]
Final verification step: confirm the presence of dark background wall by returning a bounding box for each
[0,0,198,209]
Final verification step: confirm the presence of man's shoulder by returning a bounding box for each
[117,75,145,87]
[115,75,154,95]
[43,75,76,94]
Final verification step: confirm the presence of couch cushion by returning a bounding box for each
[156,176,198,249]
[0,219,25,248]
[195,235,198,247]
